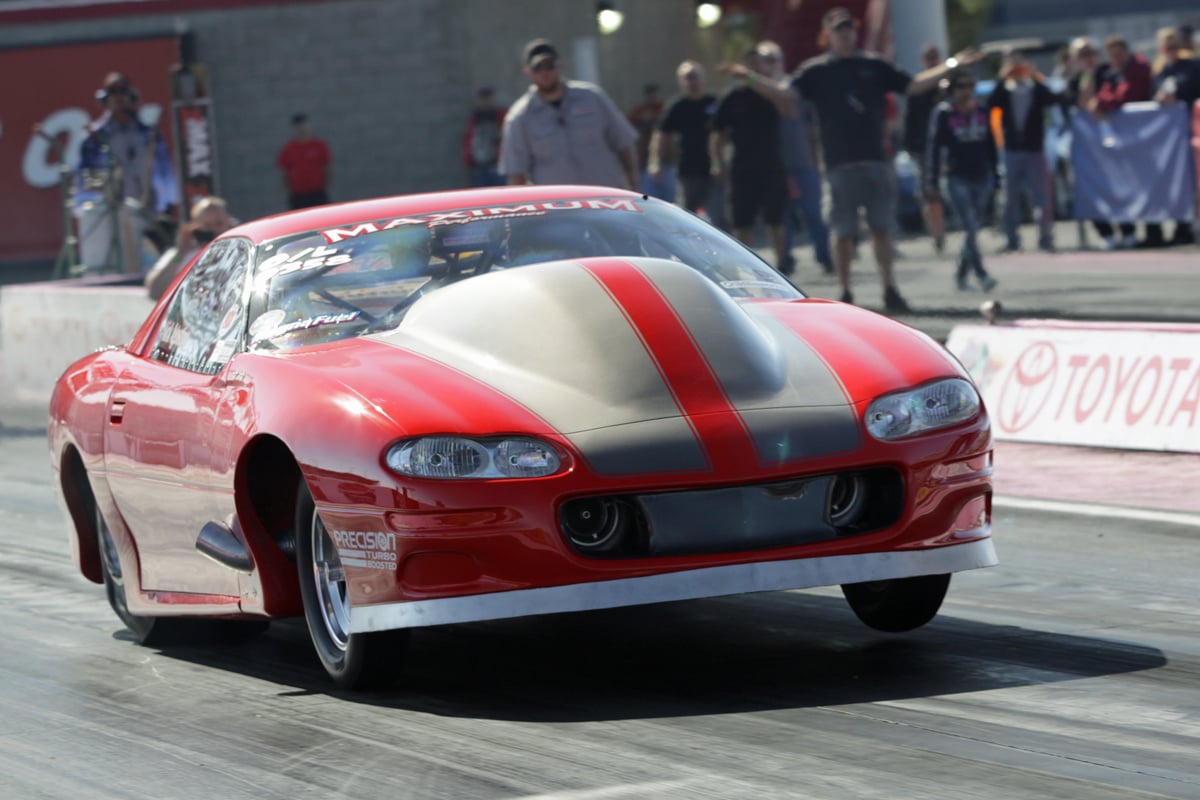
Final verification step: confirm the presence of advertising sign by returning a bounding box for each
[947,322,1200,454]
[0,36,179,263]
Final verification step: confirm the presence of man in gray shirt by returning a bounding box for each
[501,39,639,189]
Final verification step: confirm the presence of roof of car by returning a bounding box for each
[229,185,644,244]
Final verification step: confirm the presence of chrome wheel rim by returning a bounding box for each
[310,511,349,650]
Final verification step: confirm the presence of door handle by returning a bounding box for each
[109,399,127,424]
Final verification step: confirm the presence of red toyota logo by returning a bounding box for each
[997,341,1058,433]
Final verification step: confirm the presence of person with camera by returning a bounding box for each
[77,72,180,256]
[144,196,236,301]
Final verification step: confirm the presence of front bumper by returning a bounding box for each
[349,535,995,633]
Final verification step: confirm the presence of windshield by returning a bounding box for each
[246,196,802,349]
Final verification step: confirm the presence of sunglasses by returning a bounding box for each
[530,60,558,73]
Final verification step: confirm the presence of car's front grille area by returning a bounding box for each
[559,468,903,559]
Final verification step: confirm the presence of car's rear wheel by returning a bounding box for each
[295,481,409,689]
[96,500,205,645]
[95,498,270,645]
[841,573,951,633]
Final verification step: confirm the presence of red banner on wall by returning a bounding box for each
[0,36,179,264]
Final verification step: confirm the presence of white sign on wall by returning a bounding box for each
[947,322,1200,454]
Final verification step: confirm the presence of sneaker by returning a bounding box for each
[839,289,854,305]
[779,254,796,275]
[818,256,835,275]
[1170,226,1196,246]
[883,286,910,314]
[1038,242,1056,254]
[979,275,998,292]
[997,243,1021,255]
[956,275,972,291]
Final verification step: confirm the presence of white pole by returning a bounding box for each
[890,0,950,71]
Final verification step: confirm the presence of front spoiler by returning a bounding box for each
[349,534,996,633]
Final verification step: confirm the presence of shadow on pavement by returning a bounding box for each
[144,589,1165,722]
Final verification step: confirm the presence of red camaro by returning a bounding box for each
[49,186,995,688]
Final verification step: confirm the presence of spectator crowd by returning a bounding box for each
[75,8,1199,310]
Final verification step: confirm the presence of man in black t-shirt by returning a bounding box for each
[792,7,980,312]
[710,49,789,267]
[651,61,725,229]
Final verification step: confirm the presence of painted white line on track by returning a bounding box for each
[995,495,1200,528]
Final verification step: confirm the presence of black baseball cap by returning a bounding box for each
[523,38,559,67]
[823,7,855,29]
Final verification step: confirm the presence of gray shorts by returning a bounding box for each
[827,162,896,237]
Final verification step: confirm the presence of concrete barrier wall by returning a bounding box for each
[0,282,154,403]
[947,321,1200,454]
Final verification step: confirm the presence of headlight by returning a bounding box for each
[865,378,980,441]
[386,436,564,479]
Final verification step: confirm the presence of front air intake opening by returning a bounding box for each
[560,468,903,559]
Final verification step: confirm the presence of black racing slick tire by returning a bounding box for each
[841,573,951,633]
[295,481,409,690]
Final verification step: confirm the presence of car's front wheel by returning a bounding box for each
[841,573,950,633]
[295,481,409,689]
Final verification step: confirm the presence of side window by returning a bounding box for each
[150,238,254,374]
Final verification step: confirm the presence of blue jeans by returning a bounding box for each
[947,175,994,279]
[784,166,830,265]
[640,166,677,202]
[470,166,505,187]
[1002,150,1053,249]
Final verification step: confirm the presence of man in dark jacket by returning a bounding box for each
[988,50,1060,252]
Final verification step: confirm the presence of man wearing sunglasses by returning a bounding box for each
[500,39,639,191]
[144,196,237,301]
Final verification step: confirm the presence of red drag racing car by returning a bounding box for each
[48,186,995,688]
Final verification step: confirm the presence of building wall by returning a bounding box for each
[0,0,716,225]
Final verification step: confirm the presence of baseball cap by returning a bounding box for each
[822,7,855,29]
[96,71,132,101]
[523,38,559,67]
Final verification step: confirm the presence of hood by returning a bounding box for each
[368,257,867,476]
